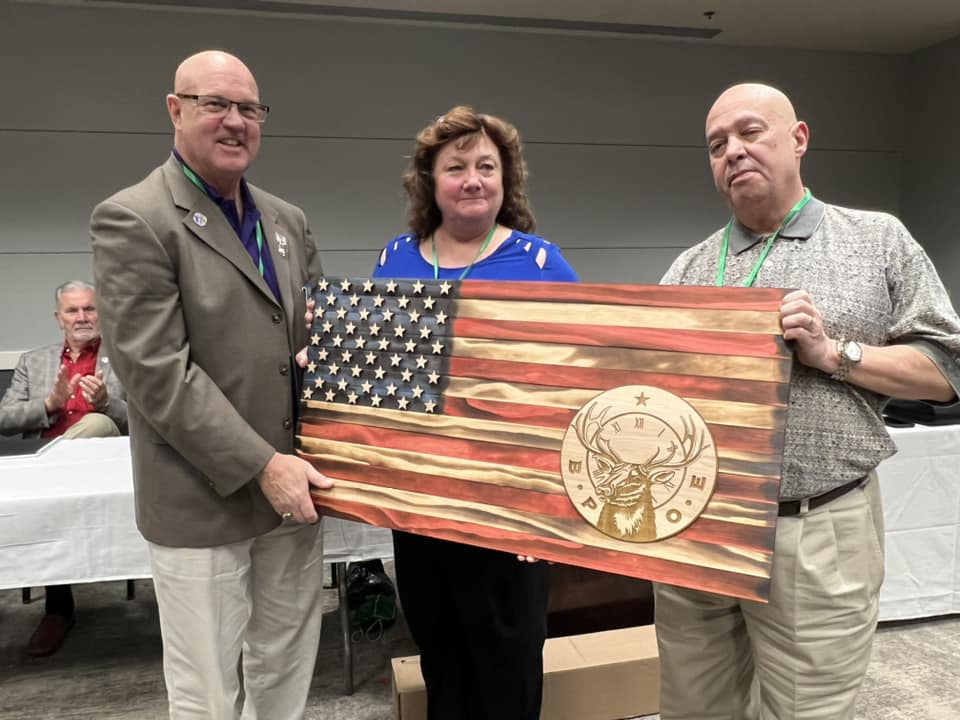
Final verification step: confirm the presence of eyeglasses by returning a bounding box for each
[176,94,270,123]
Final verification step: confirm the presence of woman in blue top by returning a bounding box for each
[375,105,577,720]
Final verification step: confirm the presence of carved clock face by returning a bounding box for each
[560,385,719,543]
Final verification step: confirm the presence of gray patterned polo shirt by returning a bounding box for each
[662,196,960,499]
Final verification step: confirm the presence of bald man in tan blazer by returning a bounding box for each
[91,50,331,720]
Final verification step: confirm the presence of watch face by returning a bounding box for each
[843,340,863,363]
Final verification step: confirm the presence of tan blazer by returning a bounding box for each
[91,155,323,547]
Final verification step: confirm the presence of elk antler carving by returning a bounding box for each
[639,416,708,477]
[573,402,623,469]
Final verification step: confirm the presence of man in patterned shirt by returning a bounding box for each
[655,83,960,719]
[0,279,127,656]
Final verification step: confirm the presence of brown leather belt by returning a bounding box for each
[778,477,865,517]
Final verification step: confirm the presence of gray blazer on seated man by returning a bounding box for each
[0,279,127,658]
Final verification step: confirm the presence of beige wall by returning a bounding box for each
[1,2,914,359]
[900,35,960,300]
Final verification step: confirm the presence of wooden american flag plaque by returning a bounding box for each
[299,277,793,602]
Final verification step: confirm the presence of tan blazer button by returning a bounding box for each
[279,364,289,376]
[271,313,281,323]
[282,418,292,430]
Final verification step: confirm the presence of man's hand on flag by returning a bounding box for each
[258,452,333,524]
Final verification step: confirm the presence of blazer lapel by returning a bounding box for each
[162,156,279,306]
[254,194,296,337]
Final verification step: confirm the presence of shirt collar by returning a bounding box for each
[728,195,826,255]
[171,149,257,219]
[61,337,100,360]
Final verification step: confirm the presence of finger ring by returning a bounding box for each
[281,512,293,520]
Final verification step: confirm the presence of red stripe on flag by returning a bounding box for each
[299,420,560,473]
[313,458,577,517]
[448,356,789,406]
[308,457,777,552]
[707,425,784,456]
[716,473,782,504]
[442,396,573,429]
[314,496,770,601]
[452,317,790,358]
[457,280,788,312]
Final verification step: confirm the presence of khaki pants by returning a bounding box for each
[149,519,325,720]
[62,412,120,438]
[654,472,884,720]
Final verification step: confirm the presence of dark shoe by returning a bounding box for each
[26,613,75,657]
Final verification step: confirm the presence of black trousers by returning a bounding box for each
[44,584,74,617]
[393,531,549,720]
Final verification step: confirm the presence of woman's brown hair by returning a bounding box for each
[403,105,535,238]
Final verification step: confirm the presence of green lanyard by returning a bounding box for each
[432,224,498,280]
[181,163,265,277]
[715,189,812,288]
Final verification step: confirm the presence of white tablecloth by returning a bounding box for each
[878,424,960,620]
[0,436,392,590]
[1,430,958,621]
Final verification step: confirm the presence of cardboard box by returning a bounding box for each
[392,655,429,720]
[392,625,659,720]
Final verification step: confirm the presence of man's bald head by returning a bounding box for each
[173,50,258,97]
[707,83,798,135]
[704,82,809,233]
[166,50,262,199]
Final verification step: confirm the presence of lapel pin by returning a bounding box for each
[276,232,288,257]
[192,212,208,227]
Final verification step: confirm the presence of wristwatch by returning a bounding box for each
[830,338,862,382]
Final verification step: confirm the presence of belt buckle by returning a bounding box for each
[799,497,810,514]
